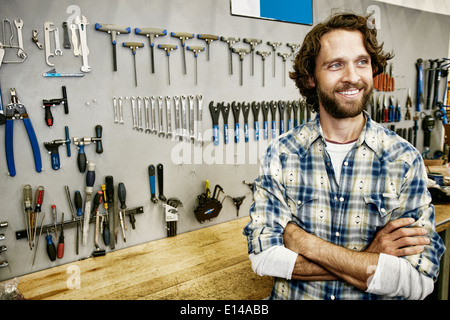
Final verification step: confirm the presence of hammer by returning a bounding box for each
[95,23,131,71]
[135,27,167,73]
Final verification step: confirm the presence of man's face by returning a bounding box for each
[309,29,374,119]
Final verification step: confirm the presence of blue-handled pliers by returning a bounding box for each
[5,88,42,177]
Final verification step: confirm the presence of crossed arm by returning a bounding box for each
[284,218,430,291]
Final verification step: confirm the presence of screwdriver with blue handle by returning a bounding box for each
[46,230,56,261]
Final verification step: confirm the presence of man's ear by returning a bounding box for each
[307,76,316,88]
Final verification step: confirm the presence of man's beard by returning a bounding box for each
[317,82,372,119]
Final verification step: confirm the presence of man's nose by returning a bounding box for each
[342,65,361,84]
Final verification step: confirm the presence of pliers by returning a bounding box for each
[5,88,42,176]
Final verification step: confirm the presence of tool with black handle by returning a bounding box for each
[278,101,286,135]
[82,161,95,246]
[122,42,144,86]
[251,102,260,141]
[261,101,270,140]
[46,229,56,261]
[231,101,241,143]
[92,190,105,256]
[135,27,167,73]
[100,185,110,247]
[269,101,277,139]
[44,126,71,170]
[194,182,224,223]
[171,32,194,74]
[157,163,167,202]
[426,59,438,109]
[220,102,230,145]
[118,183,128,241]
[74,190,82,253]
[73,125,103,173]
[242,102,250,143]
[42,86,68,127]
[95,23,131,71]
[209,102,221,146]
[148,165,158,204]
[105,176,114,248]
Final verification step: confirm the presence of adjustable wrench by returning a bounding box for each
[157,96,165,137]
[181,95,188,141]
[197,95,203,145]
[14,19,26,59]
[137,97,143,131]
[44,21,55,66]
[144,97,151,133]
[150,96,157,134]
[174,96,182,141]
[54,28,62,55]
[165,96,173,139]
[188,95,195,143]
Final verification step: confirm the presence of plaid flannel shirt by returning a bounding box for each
[244,112,445,300]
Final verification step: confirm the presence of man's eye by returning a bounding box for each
[329,63,342,69]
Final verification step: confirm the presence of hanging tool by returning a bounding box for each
[44,126,71,170]
[278,52,291,87]
[158,44,177,85]
[23,184,33,249]
[122,42,145,86]
[181,95,188,141]
[242,102,250,143]
[194,182,224,223]
[73,125,103,173]
[197,94,204,146]
[220,36,240,75]
[292,100,299,127]
[0,46,5,126]
[117,182,127,241]
[261,101,270,140]
[164,198,182,237]
[286,101,292,130]
[51,205,58,239]
[188,95,195,143]
[32,29,44,50]
[231,101,241,143]
[44,21,55,66]
[251,102,260,141]
[170,32,194,74]
[32,212,45,266]
[54,27,62,56]
[43,68,84,77]
[64,185,79,255]
[74,190,82,253]
[157,96,165,137]
[148,165,158,204]
[62,22,71,49]
[100,184,110,247]
[231,196,246,217]
[286,43,300,54]
[243,38,262,76]
[75,15,91,73]
[232,48,250,86]
[416,58,424,112]
[95,23,131,71]
[209,102,221,146]
[186,46,205,85]
[46,230,56,261]
[82,161,96,246]
[220,102,230,144]
[267,41,282,77]
[157,163,167,202]
[92,190,105,256]
[42,85,69,127]
[197,34,219,61]
[256,51,271,86]
[105,176,115,248]
[405,90,412,120]
[278,100,286,135]
[269,101,277,139]
[135,27,167,73]
[426,59,438,109]
[5,88,42,177]
[422,115,435,158]
[57,212,65,259]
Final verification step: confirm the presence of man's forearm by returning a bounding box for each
[291,254,339,281]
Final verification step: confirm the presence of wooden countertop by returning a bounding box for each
[16,217,273,300]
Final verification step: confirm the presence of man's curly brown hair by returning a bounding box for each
[289,13,394,112]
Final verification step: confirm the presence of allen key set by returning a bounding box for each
[112,94,204,145]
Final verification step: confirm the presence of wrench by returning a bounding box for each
[14,19,26,59]
[144,97,151,133]
[131,97,137,129]
[181,95,188,141]
[137,97,143,131]
[113,97,118,123]
[174,96,182,141]
[150,96,157,134]
[44,21,55,66]
[70,23,80,56]
[54,28,62,55]
[118,97,124,124]
[32,29,44,49]
[157,96,165,137]
[165,96,173,139]
[197,94,204,145]
[188,95,195,143]
[76,15,91,72]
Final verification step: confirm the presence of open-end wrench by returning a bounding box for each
[118,97,124,124]
[157,96,165,137]
[196,94,203,146]
[113,97,118,123]
[188,95,195,143]
[76,15,91,72]
[14,19,26,59]
[137,97,143,131]
[144,97,151,133]
[44,21,55,66]
[54,28,62,56]
[165,96,172,139]
[181,95,188,141]
[150,96,157,134]
[174,96,182,141]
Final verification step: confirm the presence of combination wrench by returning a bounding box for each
[14,19,26,59]
[157,96,165,137]
[131,97,137,130]
[188,95,195,143]
[197,94,204,145]
[54,28,62,55]
[137,97,143,131]
[174,96,182,141]
[165,96,173,139]
[181,95,188,141]
[144,97,151,133]
[150,96,158,134]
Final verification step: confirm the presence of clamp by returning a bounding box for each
[5,88,42,176]
[42,85,69,127]
[73,125,103,173]
[43,126,71,170]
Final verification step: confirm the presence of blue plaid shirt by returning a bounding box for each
[244,112,445,300]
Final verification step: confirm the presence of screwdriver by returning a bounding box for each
[46,230,56,261]
[117,182,128,241]
[57,212,65,259]
[74,191,82,254]
[101,184,110,246]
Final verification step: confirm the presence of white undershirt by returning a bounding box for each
[249,141,433,299]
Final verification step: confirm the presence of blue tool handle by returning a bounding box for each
[263,121,268,140]
[416,64,423,112]
[149,175,156,195]
[280,120,285,135]
[224,124,228,144]
[5,119,15,176]
[388,105,394,122]
[51,152,61,170]
[77,145,86,173]
[294,119,298,127]
[244,123,249,142]
[213,124,219,146]
[288,119,292,131]
[272,120,276,139]
[65,126,71,157]
[23,118,42,173]
[234,123,239,143]
[86,161,96,187]
[254,121,259,141]
[74,191,83,216]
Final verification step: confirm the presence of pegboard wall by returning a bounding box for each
[0,0,449,281]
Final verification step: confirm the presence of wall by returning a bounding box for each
[0,0,449,281]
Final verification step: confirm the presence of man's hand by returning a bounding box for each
[364,218,430,256]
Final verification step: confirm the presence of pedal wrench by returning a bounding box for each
[137,97,143,131]
[165,96,173,139]
[157,96,165,137]
[174,96,182,141]
[44,21,55,66]
[14,19,26,59]
[150,96,157,134]
[197,95,203,145]
[188,94,195,143]
[181,95,188,141]
[54,27,62,55]
[144,97,151,133]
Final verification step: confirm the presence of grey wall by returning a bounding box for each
[0,0,449,281]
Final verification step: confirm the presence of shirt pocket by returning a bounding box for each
[361,194,400,241]
[286,190,320,235]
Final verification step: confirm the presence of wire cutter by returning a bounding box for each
[5,88,42,176]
